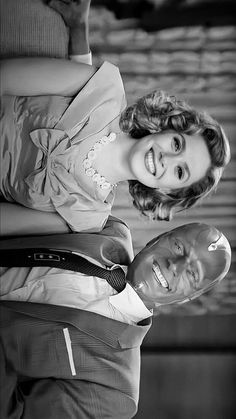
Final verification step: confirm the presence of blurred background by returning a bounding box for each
[89,3,236,417]
[90,2,236,417]
[1,0,236,417]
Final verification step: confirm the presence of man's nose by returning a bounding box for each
[168,258,187,277]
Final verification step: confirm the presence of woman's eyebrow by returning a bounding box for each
[178,134,191,182]
[183,163,191,182]
[179,133,186,150]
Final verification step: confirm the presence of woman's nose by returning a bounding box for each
[156,151,165,177]
[159,152,164,168]
[159,152,176,173]
[160,151,180,168]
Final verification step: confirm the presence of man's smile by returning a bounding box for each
[152,262,169,289]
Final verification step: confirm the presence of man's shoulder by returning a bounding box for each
[0,216,134,266]
[99,216,134,264]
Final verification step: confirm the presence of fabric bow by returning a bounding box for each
[25,128,75,204]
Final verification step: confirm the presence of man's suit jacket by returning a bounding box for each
[0,216,134,268]
[0,217,151,419]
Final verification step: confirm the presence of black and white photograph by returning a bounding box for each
[0,1,236,418]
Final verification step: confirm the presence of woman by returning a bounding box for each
[0,55,230,235]
[0,0,231,236]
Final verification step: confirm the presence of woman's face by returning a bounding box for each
[128,131,211,190]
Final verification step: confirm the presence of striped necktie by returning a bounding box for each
[0,247,126,292]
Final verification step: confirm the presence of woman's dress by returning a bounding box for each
[0,62,126,232]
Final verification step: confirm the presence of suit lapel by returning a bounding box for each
[1,300,151,349]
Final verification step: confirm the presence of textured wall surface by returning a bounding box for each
[89,6,236,315]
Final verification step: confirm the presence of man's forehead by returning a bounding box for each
[172,223,218,245]
[147,223,229,263]
[146,224,207,249]
[152,224,200,240]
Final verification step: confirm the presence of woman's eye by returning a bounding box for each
[173,136,181,152]
[176,165,184,180]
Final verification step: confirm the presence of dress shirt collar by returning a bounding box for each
[109,283,152,324]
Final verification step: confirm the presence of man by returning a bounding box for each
[0,218,231,419]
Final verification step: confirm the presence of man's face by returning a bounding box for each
[126,223,230,309]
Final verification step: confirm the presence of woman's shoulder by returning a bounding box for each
[93,61,122,81]
[55,61,127,136]
[97,61,123,82]
[86,60,125,101]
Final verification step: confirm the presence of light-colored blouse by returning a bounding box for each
[0,62,126,232]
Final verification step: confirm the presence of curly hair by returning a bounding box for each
[119,90,231,221]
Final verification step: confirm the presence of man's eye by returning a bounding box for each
[188,270,198,285]
[172,136,181,153]
[174,240,184,255]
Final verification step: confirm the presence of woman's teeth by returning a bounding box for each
[152,262,169,289]
[145,148,156,175]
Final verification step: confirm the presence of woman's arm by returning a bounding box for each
[0,1,95,97]
[0,203,70,237]
[0,58,96,97]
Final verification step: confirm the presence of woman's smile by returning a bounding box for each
[145,148,156,175]
[144,146,164,179]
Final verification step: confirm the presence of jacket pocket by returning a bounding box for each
[62,327,76,376]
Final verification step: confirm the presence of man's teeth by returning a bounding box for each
[152,263,169,289]
[145,149,156,175]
